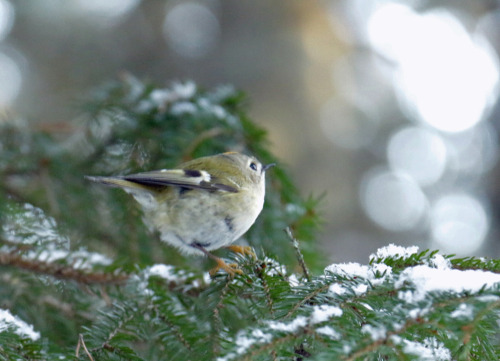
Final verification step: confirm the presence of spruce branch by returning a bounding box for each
[255,263,276,317]
[239,333,298,361]
[0,250,129,285]
[211,276,233,354]
[285,227,311,281]
[284,282,332,319]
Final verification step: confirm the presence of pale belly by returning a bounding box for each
[136,188,263,256]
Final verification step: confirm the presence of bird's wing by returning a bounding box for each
[107,168,238,193]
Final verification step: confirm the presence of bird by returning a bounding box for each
[85,152,274,275]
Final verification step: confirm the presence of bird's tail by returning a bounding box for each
[84,176,149,191]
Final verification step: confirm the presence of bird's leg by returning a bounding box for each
[191,244,243,276]
[225,245,256,258]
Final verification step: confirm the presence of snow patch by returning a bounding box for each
[428,253,451,269]
[310,305,342,324]
[450,303,474,320]
[143,264,196,283]
[0,309,40,341]
[170,101,197,115]
[268,316,308,332]
[325,261,392,296]
[402,338,451,361]
[288,274,300,287]
[361,324,387,341]
[328,283,347,296]
[370,244,419,261]
[396,265,500,303]
[316,326,340,339]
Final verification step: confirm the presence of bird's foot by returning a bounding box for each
[225,245,256,258]
[192,243,246,277]
[209,257,243,277]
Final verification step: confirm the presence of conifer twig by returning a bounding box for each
[0,250,129,284]
[285,227,311,281]
[182,127,225,160]
[154,304,193,352]
[76,334,95,361]
[256,263,275,316]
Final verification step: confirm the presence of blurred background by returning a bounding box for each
[1,0,499,263]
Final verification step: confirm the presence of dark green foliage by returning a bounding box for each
[1,77,499,360]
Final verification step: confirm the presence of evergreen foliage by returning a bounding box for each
[1,77,499,360]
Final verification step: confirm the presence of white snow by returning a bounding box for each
[353,284,368,296]
[327,245,500,307]
[197,98,227,119]
[149,81,196,106]
[170,101,197,115]
[325,262,392,285]
[428,253,451,269]
[2,203,112,268]
[219,306,344,361]
[310,305,342,324]
[328,283,347,296]
[35,247,112,269]
[370,244,419,260]
[137,81,197,112]
[396,265,500,303]
[316,326,340,339]
[450,303,474,320]
[0,309,40,341]
[288,274,300,287]
[262,257,287,276]
[324,261,392,296]
[2,203,70,247]
[217,328,272,361]
[143,264,196,284]
[137,264,204,296]
[171,81,197,99]
[361,324,387,341]
[267,316,308,332]
[235,329,269,351]
[202,271,212,285]
[402,338,451,361]
[476,295,499,303]
[325,262,371,278]
[407,307,430,319]
[146,264,177,280]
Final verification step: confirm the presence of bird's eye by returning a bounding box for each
[249,162,258,171]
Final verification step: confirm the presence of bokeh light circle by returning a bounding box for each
[430,194,488,254]
[163,2,220,59]
[360,169,427,231]
[0,0,14,41]
[368,4,500,133]
[387,127,447,186]
[0,51,22,107]
[445,123,499,176]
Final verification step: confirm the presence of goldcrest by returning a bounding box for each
[86,152,274,275]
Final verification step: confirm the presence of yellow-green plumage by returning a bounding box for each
[86,153,273,260]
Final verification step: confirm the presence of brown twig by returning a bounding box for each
[285,227,311,281]
[0,251,129,285]
[182,127,226,160]
[76,334,95,361]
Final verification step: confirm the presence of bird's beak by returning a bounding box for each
[262,163,276,173]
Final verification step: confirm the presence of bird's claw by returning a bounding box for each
[226,245,256,258]
[209,258,243,277]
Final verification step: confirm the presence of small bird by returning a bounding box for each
[86,152,274,275]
